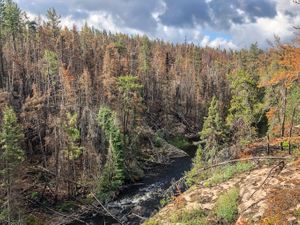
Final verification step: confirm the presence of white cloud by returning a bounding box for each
[229,0,300,48]
[87,11,119,33]
[19,0,300,49]
[200,35,238,49]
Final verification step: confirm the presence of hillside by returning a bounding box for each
[144,153,300,225]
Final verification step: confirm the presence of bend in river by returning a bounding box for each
[70,145,197,225]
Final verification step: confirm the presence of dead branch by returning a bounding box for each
[241,197,266,215]
[28,199,88,225]
[90,192,125,225]
[248,161,285,200]
[194,157,290,174]
[132,213,147,220]
[33,166,88,188]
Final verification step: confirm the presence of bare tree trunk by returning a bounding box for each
[37,120,47,167]
[288,107,296,154]
[267,134,270,155]
[6,158,11,225]
[54,126,59,202]
[280,87,287,151]
[0,40,5,88]
[12,33,17,54]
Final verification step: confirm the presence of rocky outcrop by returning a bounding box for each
[147,159,300,225]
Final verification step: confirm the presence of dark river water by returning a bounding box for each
[70,145,196,225]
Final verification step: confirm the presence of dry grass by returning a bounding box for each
[293,156,300,166]
[262,186,300,225]
[173,194,187,209]
[236,218,250,225]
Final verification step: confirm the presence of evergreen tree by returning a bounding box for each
[97,107,125,202]
[62,112,83,196]
[193,145,204,166]
[0,106,24,224]
[42,50,59,77]
[116,75,143,137]
[139,35,151,74]
[0,0,4,88]
[2,0,23,51]
[239,43,263,79]
[63,112,82,160]
[186,145,204,186]
[42,50,59,88]
[200,97,226,162]
[0,0,4,28]
[226,69,262,146]
[46,7,61,38]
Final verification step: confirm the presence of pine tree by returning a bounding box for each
[0,106,24,224]
[42,50,59,91]
[46,7,61,38]
[42,50,59,77]
[226,69,262,146]
[97,107,125,202]
[200,97,226,162]
[139,35,151,74]
[62,112,82,196]
[63,112,82,160]
[0,0,4,88]
[186,145,204,186]
[193,145,204,166]
[2,0,23,51]
[116,75,143,137]
[0,0,4,28]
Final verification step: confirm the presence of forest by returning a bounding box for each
[0,0,299,224]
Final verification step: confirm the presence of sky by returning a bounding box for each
[16,0,300,49]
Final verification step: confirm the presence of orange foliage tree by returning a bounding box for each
[261,38,300,152]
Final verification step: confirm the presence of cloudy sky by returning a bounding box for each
[16,0,300,49]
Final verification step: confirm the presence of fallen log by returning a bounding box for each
[90,192,125,225]
[193,156,291,175]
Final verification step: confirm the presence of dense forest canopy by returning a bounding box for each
[0,0,299,224]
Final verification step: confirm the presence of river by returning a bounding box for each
[70,145,196,225]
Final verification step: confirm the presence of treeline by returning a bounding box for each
[0,0,299,223]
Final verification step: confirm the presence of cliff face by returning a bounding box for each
[144,158,300,225]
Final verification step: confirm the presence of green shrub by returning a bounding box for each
[160,196,171,207]
[296,208,300,218]
[0,208,8,224]
[187,161,253,188]
[142,219,163,225]
[30,191,39,200]
[169,135,190,149]
[282,141,289,149]
[204,162,254,187]
[170,208,207,225]
[186,148,207,186]
[185,166,208,187]
[26,215,41,225]
[57,201,78,213]
[153,134,163,148]
[235,161,254,172]
[214,187,239,223]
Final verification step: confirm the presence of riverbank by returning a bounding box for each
[67,157,192,225]
[59,142,197,225]
[143,153,300,225]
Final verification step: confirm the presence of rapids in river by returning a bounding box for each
[70,145,196,225]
